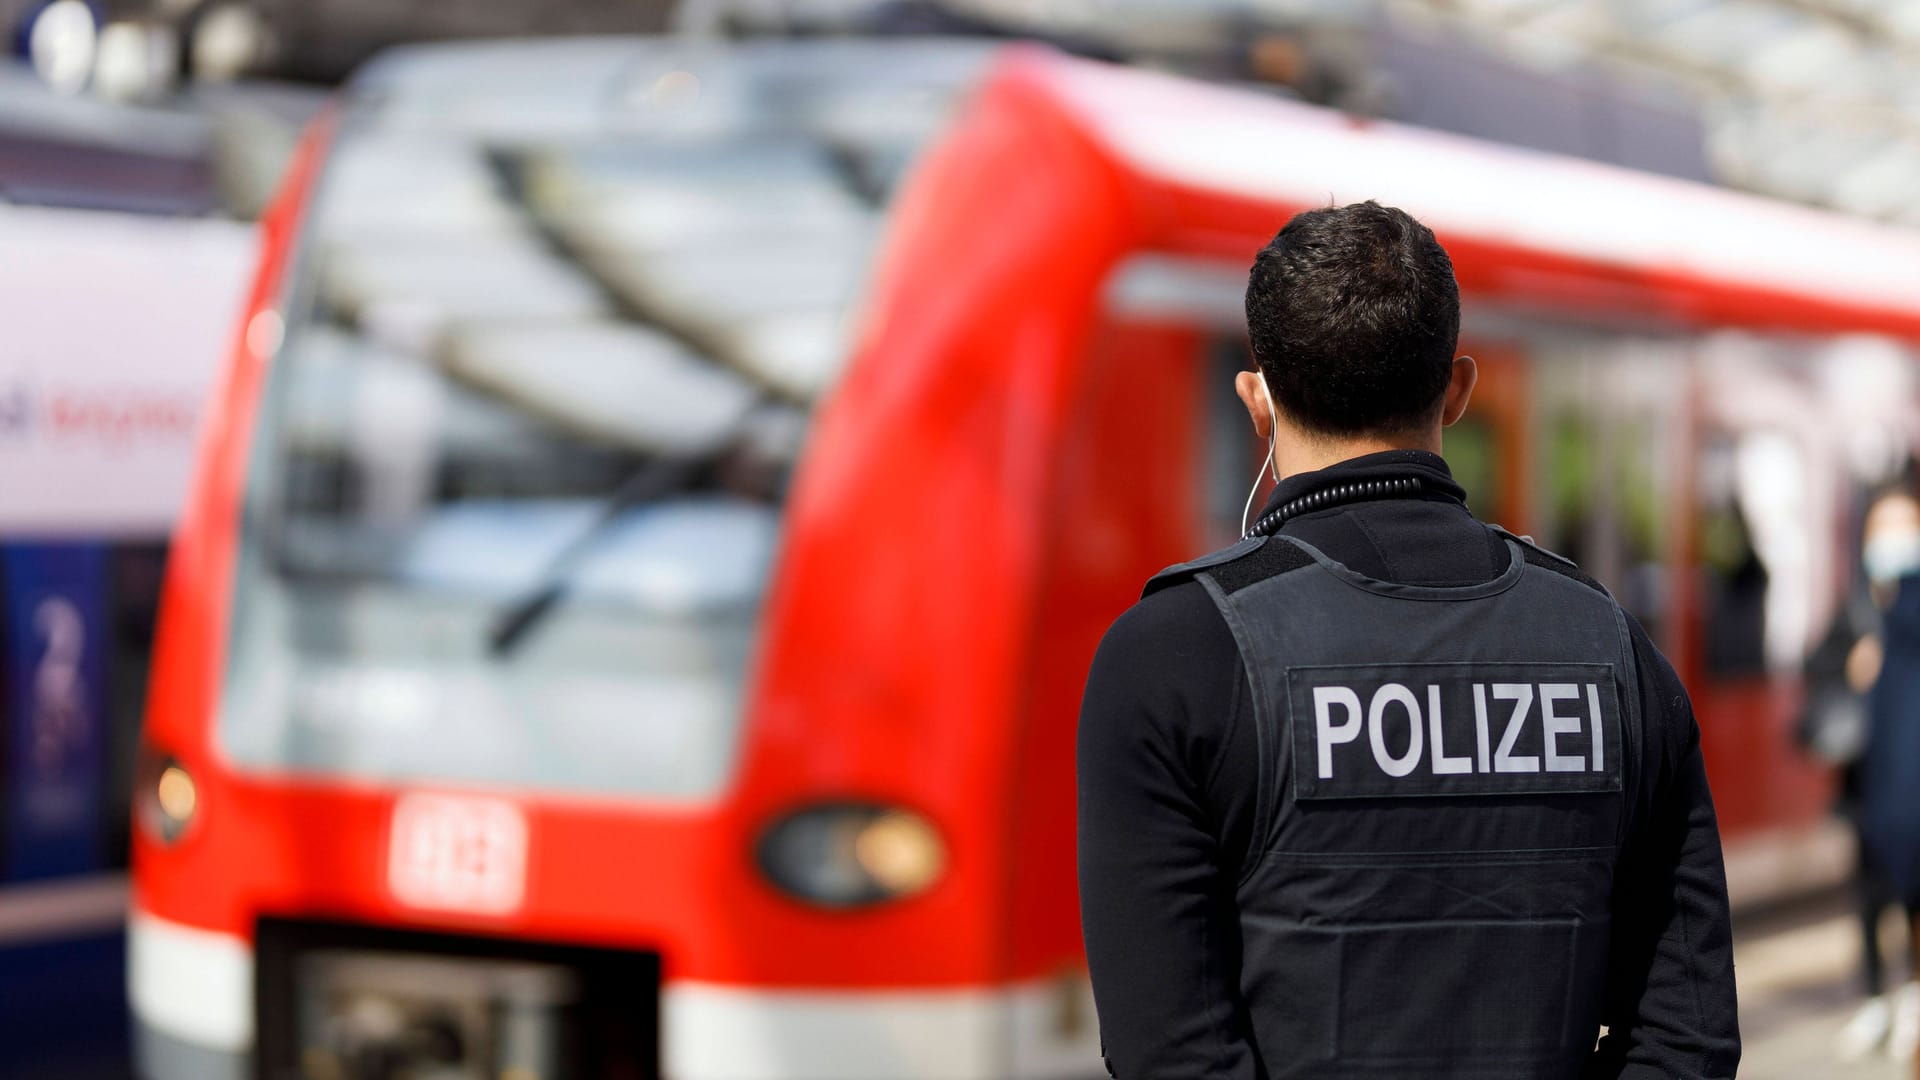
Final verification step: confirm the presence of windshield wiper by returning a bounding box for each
[486,459,699,657]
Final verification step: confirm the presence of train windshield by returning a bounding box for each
[218,42,989,798]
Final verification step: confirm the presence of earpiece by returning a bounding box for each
[1240,392,1280,538]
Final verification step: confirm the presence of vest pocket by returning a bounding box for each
[1346,917,1578,1061]
[1241,915,1586,1073]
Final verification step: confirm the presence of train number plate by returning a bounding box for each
[387,793,528,916]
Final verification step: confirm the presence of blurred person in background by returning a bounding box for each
[1804,484,1920,1062]
[1077,201,1738,1080]
[1852,487,1920,1073]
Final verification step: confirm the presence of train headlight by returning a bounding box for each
[137,752,198,844]
[755,804,945,908]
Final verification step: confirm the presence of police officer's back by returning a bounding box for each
[1076,202,1739,1079]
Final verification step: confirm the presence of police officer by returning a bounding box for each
[1076,201,1739,1079]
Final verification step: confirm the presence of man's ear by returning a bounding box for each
[1235,370,1274,440]
[1440,355,1478,427]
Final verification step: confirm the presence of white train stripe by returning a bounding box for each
[128,911,253,1051]
[664,977,1101,1080]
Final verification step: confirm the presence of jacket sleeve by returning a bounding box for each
[1077,591,1260,1080]
[1587,635,1741,1079]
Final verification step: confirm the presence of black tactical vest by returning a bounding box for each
[1145,528,1641,1080]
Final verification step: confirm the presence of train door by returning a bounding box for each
[1674,334,1907,854]
[1485,324,1848,895]
[1445,345,1531,536]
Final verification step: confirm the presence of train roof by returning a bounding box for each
[1019,48,1920,339]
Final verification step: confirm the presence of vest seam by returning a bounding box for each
[1242,914,1586,929]
[1348,512,1404,582]
[1267,843,1616,855]
[1611,604,1645,852]
[1248,846,1615,872]
[1284,536,1528,602]
[1202,649,1251,828]
[1198,569,1280,887]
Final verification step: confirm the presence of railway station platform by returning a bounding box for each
[1739,892,1918,1079]
[0,884,1904,1078]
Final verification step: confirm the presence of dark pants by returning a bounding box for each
[1858,813,1917,995]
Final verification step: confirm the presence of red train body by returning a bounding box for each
[130,41,1920,1080]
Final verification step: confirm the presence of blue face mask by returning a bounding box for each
[1865,531,1920,585]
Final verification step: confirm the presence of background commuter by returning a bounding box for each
[1857,489,1920,1078]
[1809,487,1920,1062]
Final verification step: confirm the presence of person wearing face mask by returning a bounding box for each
[1076,202,1738,1080]
[1807,486,1920,1062]
[1854,488,1920,1075]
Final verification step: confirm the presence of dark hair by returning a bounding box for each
[1244,201,1460,438]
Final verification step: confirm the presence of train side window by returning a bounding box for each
[1444,420,1495,521]
[1201,335,1263,546]
[1444,348,1532,534]
[1690,336,1852,678]
[1099,254,1263,550]
[1694,433,1771,676]
[1528,342,1675,642]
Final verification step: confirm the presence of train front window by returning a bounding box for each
[1514,335,1679,642]
[217,45,988,798]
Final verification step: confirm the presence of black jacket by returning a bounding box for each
[1076,450,1739,1079]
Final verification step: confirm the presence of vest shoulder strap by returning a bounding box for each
[1141,535,1269,598]
[1141,534,1331,599]
[1487,524,1614,599]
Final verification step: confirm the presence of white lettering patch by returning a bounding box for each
[1289,663,1624,800]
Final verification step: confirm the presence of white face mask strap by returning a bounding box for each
[1240,391,1280,538]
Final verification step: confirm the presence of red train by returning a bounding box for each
[130,39,1920,1080]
